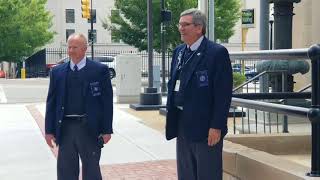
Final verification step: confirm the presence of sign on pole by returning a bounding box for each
[242,9,255,28]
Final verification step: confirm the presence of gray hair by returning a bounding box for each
[67,33,88,47]
[180,8,207,35]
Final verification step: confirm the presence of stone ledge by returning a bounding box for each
[223,138,314,180]
[225,133,311,154]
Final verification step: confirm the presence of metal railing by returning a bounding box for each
[233,70,289,93]
[229,44,320,177]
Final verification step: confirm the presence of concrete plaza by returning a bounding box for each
[0,102,177,180]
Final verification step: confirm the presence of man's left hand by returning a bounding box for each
[102,134,111,144]
[207,128,221,146]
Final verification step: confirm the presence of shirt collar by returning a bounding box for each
[187,36,204,51]
[70,57,86,71]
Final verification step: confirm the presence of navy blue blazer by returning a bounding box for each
[166,37,232,142]
[45,59,113,144]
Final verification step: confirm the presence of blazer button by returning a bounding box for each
[58,120,62,123]
[61,107,64,110]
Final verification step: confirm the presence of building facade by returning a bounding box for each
[293,0,320,48]
[45,0,136,51]
[46,0,319,52]
[292,0,320,89]
[46,0,262,52]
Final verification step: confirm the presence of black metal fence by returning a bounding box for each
[45,48,172,80]
[229,45,320,177]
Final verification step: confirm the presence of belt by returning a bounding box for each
[65,114,87,118]
[64,114,87,121]
[176,106,183,110]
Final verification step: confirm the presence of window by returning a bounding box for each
[66,9,75,23]
[87,9,96,23]
[88,29,97,43]
[66,29,75,42]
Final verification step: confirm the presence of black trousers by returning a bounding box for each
[176,132,223,180]
[57,119,102,180]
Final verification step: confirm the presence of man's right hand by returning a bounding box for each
[45,134,56,148]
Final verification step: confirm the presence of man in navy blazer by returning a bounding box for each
[166,9,232,180]
[45,33,113,180]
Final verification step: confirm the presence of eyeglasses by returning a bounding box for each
[177,22,195,28]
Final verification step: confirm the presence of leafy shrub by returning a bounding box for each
[233,72,246,88]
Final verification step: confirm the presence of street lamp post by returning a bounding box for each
[269,19,274,50]
[160,0,167,93]
[147,0,153,89]
[136,0,162,107]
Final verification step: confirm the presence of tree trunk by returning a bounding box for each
[3,62,17,79]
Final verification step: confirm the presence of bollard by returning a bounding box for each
[21,68,26,79]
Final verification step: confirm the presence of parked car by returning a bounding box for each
[92,56,116,79]
[0,70,5,78]
[50,56,116,79]
[232,64,258,81]
[232,63,251,73]
[244,69,258,80]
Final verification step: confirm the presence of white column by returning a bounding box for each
[208,0,214,41]
[198,0,209,38]
[198,0,208,13]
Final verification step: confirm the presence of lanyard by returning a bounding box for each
[176,49,196,70]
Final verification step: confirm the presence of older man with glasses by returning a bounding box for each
[166,8,233,180]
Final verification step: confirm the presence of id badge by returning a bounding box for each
[90,81,101,96]
[174,80,180,91]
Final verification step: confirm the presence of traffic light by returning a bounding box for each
[81,0,90,19]
[161,10,172,23]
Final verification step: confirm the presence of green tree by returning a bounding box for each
[215,0,242,42]
[0,0,55,62]
[103,0,241,52]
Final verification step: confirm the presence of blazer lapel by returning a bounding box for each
[60,62,69,102]
[182,38,208,88]
[82,58,91,97]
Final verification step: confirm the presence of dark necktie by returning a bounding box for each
[187,47,192,53]
[74,65,78,72]
[183,48,193,64]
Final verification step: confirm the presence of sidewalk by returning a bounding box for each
[0,104,56,180]
[0,103,177,180]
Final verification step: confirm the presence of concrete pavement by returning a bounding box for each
[0,104,56,180]
[1,78,314,179]
[0,102,177,180]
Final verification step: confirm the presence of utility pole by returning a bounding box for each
[90,0,94,59]
[81,0,94,59]
[260,0,269,50]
